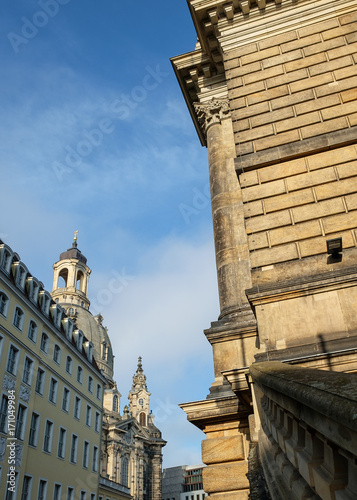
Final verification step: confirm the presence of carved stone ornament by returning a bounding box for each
[19,385,30,403]
[15,442,23,467]
[0,437,6,461]
[2,374,15,392]
[194,98,230,134]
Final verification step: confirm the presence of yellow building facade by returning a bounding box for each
[0,239,107,499]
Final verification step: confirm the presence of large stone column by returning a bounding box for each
[195,99,257,390]
[195,98,253,319]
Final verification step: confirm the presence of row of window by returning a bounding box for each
[1,469,97,500]
[1,292,92,366]
[0,277,93,363]
[0,396,99,468]
[0,388,101,439]
[2,337,102,401]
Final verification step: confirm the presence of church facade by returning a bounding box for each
[51,237,166,500]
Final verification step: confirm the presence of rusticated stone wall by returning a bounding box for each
[227,12,357,160]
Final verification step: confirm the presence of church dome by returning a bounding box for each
[74,309,114,380]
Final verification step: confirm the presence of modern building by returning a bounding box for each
[162,464,207,500]
[0,239,106,500]
[172,0,357,498]
[52,236,166,500]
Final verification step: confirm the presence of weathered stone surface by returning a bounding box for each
[203,462,249,493]
[202,435,245,464]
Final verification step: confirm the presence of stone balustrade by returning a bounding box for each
[250,362,357,500]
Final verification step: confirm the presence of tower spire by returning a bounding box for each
[129,357,151,425]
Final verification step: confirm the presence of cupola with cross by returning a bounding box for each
[51,232,114,380]
[51,231,91,310]
[128,357,151,427]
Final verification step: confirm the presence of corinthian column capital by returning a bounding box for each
[194,98,230,135]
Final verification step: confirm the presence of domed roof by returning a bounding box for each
[59,242,87,264]
[74,307,114,380]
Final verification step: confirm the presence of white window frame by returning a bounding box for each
[0,247,12,274]
[39,291,51,316]
[83,440,89,469]
[13,306,25,331]
[37,478,48,500]
[85,405,92,427]
[21,474,33,500]
[57,427,67,459]
[43,419,54,453]
[35,367,45,395]
[15,403,28,441]
[53,344,61,365]
[0,393,8,434]
[94,412,100,433]
[0,290,9,318]
[49,377,58,404]
[67,486,74,500]
[53,484,62,500]
[92,446,98,472]
[6,343,20,375]
[22,355,34,386]
[62,387,70,413]
[77,365,83,384]
[74,396,81,420]
[28,411,40,447]
[13,263,27,289]
[88,376,93,393]
[40,332,49,354]
[70,434,78,464]
[96,384,102,400]
[0,334,3,363]
[65,355,73,375]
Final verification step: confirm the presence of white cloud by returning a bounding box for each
[89,234,219,467]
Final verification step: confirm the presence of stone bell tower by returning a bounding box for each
[52,230,91,311]
[51,232,114,381]
[128,357,151,427]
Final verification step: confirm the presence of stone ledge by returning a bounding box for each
[235,126,357,172]
[250,361,357,454]
[246,265,357,304]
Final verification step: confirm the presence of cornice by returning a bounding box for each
[246,266,357,307]
[179,395,241,429]
[188,0,357,53]
[175,0,357,145]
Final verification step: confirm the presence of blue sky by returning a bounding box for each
[1,0,220,468]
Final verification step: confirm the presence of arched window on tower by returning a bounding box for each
[112,395,118,413]
[76,270,84,292]
[58,268,68,289]
[139,412,146,427]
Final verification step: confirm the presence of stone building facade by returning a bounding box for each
[52,237,166,500]
[172,0,357,498]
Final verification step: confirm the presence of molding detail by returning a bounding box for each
[19,385,30,403]
[194,98,230,135]
[2,374,15,392]
[15,442,23,467]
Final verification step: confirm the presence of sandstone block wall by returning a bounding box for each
[226,12,357,158]
[239,145,357,269]
[223,10,357,275]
